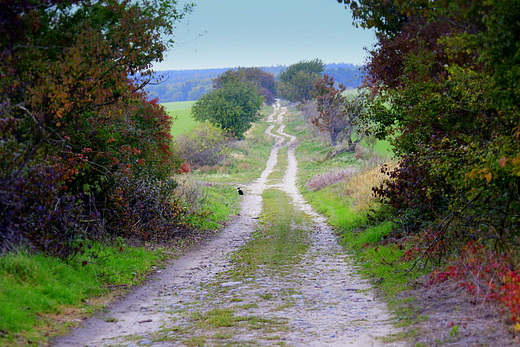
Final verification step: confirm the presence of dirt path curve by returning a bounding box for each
[53,101,405,347]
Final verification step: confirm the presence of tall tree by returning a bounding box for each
[278,59,325,102]
[312,75,348,147]
[191,80,264,139]
[312,75,368,148]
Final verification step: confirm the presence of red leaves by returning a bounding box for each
[429,241,520,327]
[178,163,191,174]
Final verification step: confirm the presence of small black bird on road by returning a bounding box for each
[237,187,244,195]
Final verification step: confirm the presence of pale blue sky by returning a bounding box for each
[154,0,376,71]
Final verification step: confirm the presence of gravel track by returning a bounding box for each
[53,101,404,347]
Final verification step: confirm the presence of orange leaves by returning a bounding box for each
[465,154,520,183]
[497,155,520,177]
[465,167,493,183]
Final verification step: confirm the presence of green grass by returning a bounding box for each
[162,101,199,137]
[305,188,365,230]
[162,101,196,112]
[369,139,393,157]
[188,182,241,230]
[0,244,167,346]
[231,189,309,277]
[170,108,199,137]
[0,253,100,334]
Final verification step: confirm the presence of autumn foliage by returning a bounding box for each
[0,0,193,257]
[340,0,520,326]
[312,75,371,148]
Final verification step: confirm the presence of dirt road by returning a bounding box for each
[53,101,404,347]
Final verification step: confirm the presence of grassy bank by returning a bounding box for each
[283,104,430,334]
[0,244,169,346]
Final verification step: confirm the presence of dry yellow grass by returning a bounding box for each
[341,162,396,213]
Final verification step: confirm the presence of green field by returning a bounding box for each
[162,101,196,111]
[162,101,199,137]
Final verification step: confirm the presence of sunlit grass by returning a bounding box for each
[163,101,200,137]
[0,244,166,346]
[169,108,199,137]
[231,189,309,277]
[162,101,196,111]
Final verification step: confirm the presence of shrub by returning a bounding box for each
[176,123,232,168]
[372,156,449,235]
[305,169,355,191]
[0,0,190,256]
[173,176,207,214]
[105,174,191,241]
[0,162,85,258]
[430,241,520,331]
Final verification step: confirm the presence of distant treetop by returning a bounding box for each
[146,63,363,103]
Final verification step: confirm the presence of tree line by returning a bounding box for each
[145,64,363,103]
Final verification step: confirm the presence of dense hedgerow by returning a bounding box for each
[341,0,520,326]
[0,0,193,257]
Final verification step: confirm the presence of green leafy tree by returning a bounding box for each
[213,67,277,105]
[191,80,264,139]
[345,0,520,253]
[278,59,325,102]
[337,0,409,37]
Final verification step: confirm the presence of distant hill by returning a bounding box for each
[145,63,363,103]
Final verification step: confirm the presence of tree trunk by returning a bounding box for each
[330,130,339,146]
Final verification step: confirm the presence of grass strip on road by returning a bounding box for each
[231,188,309,278]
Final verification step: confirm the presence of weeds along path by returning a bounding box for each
[53,101,404,347]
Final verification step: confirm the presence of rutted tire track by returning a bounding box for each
[53,101,404,347]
